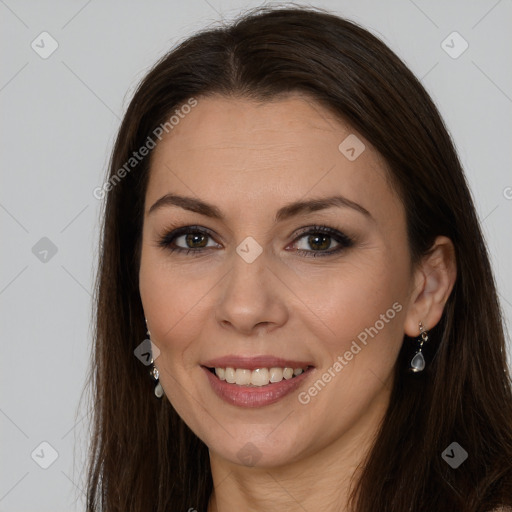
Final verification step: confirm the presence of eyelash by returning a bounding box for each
[156,224,354,258]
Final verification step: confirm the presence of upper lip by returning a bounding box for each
[201,355,314,371]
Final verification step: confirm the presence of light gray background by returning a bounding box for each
[1,1,511,511]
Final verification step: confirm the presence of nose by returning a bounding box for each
[214,248,289,336]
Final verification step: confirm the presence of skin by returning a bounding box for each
[138,93,456,511]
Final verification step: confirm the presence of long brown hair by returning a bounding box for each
[84,6,512,511]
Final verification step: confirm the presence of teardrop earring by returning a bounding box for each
[150,364,164,399]
[145,318,164,398]
[408,321,428,373]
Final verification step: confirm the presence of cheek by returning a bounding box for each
[293,269,406,443]
[139,252,217,365]
[139,255,214,423]
[299,256,408,414]
[326,277,403,344]
[317,258,406,369]
[298,255,406,346]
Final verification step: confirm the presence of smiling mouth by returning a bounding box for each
[204,365,313,387]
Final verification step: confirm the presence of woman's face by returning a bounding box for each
[139,93,417,468]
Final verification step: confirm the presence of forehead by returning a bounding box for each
[146,93,401,223]
[153,93,356,160]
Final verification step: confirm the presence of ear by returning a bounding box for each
[403,236,457,336]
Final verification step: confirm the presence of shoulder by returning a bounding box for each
[488,507,512,512]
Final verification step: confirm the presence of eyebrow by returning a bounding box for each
[147,193,372,222]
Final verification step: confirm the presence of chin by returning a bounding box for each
[205,427,308,469]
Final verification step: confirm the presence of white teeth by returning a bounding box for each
[283,368,294,380]
[251,368,269,386]
[225,367,236,383]
[269,367,283,382]
[235,368,252,385]
[213,366,308,386]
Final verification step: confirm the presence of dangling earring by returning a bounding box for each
[409,321,428,373]
[150,364,164,399]
[146,318,164,398]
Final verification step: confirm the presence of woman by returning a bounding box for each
[84,6,512,512]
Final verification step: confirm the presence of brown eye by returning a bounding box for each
[301,233,334,251]
[183,232,209,248]
[158,225,220,254]
[297,233,333,251]
[291,225,354,258]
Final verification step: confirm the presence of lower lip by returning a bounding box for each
[201,366,314,408]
